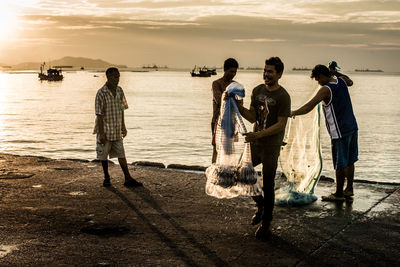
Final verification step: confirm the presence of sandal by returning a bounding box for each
[343,190,354,198]
[103,178,111,187]
[321,193,345,202]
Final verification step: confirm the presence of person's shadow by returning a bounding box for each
[106,186,226,266]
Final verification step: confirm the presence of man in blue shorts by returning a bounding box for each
[291,64,358,201]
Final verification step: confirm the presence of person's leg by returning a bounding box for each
[260,147,280,229]
[251,144,263,225]
[254,146,280,240]
[344,131,358,196]
[110,140,142,187]
[344,164,354,195]
[118,157,143,187]
[96,140,111,186]
[334,168,345,197]
[101,160,111,186]
[322,138,345,201]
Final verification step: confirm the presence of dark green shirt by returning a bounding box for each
[250,84,291,147]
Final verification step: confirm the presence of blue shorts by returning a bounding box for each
[331,131,358,170]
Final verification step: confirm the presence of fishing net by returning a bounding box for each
[205,82,262,199]
[275,87,323,206]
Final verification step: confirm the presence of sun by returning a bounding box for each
[0,2,19,40]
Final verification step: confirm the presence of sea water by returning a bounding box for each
[0,70,399,184]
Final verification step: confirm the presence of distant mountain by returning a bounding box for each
[10,56,127,70]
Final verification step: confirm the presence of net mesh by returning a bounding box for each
[205,84,323,205]
[275,88,323,206]
[205,82,262,199]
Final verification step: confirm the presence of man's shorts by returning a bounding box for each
[96,139,126,160]
[331,130,358,170]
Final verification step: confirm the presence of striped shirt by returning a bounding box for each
[93,83,129,141]
[323,77,358,139]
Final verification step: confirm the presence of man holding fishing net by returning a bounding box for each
[291,64,357,202]
[236,57,291,240]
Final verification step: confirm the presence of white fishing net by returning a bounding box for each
[275,87,323,206]
[206,84,323,204]
[205,82,263,199]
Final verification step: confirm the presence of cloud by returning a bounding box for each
[58,25,123,30]
[232,38,286,43]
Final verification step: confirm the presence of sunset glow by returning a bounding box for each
[0,2,18,41]
[1,0,399,71]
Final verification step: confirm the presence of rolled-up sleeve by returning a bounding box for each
[121,89,129,110]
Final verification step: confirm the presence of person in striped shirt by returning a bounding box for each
[94,67,142,188]
[291,64,357,202]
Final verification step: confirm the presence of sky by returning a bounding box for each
[1,0,399,71]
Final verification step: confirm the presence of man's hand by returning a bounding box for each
[122,128,127,138]
[243,132,262,143]
[98,133,107,144]
[223,91,234,100]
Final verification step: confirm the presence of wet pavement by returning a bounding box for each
[0,153,399,266]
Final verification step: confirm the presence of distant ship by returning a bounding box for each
[292,67,312,71]
[246,67,263,70]
[142,64,169,70]
[38,62,63,81]
[355,69,383,72]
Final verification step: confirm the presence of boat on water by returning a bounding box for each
[355,69,383,72]
[190,66,216,77]
[292,67,312,71]
[38,63,64,81]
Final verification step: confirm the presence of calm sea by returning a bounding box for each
[0,70,399,184]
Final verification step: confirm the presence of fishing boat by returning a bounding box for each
[38,63,64,81]
[190,66,216,77]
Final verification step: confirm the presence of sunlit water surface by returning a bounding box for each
[0,70,399,184]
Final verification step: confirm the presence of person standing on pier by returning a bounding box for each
[291,64,358,201]
[94,67,142,187]
[211,58,240,163]
[236,57,291,240]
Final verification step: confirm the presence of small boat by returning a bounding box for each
[38,63,63,81]
[190,66,216,77]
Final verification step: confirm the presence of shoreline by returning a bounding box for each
[2,152,399,187]
[0,152,399,265]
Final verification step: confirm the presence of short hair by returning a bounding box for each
[106,67,119,77]
[311,64,332,79]
[223,58,239,71]
[265,57,284,74]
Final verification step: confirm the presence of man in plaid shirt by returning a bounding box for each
[94,67,142,187]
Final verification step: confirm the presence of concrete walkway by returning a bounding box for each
[0,153,399,266]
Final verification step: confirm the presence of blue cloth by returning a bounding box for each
[331,130,358,170]
[220,87,245,138]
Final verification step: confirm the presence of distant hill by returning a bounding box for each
[10,56,127,70]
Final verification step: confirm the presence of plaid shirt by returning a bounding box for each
[93,84,129,141]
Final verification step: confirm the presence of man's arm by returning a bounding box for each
[291,86,330,117]
[237,102,257,123]
[244,116,288,142]
[97,115,106,144]
[332,70,353,86]
[211,81,222,124]
[121,110,127,137]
